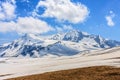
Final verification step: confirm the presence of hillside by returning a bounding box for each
[7,66,120,80]
[0,46,120,79]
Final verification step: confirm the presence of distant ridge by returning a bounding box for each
[0,30,120,57]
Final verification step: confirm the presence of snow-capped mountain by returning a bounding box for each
[0,30,120,58]
[51,30,120,48]
[52,30,89,42]
[0,33,79,57]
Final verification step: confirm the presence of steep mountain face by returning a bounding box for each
[51,30,120,48]
[0,30,120,58]
[0,34,79,57]
[51,30,89,41]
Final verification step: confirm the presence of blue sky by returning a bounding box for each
[0,0,120,44]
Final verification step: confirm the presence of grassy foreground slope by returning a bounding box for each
[7,66,120,80]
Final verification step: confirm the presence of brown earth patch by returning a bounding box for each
[7,66,120,80]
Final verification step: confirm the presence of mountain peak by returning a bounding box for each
[21,33,43,41]
[52,30,89,42]
[0,30,120,58]
[68,30,89,35]
[22,33,36,39]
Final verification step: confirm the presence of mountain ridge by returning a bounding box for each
[0,30,120,57]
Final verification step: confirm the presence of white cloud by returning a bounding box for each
[35,0,89,24]
[10,0,16,4]
[105,11,115,27]
[0,17,54,34]
[16,17,54,34]
[0,1,16,20]
[106,16,114,27]
[0,21,16,32]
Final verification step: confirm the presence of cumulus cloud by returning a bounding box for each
[0,0,16,20]
[0,17,54,34]
[0,21,16,32]
[105,11,115,27]
[16,17,54,34]
[35,0,89,24]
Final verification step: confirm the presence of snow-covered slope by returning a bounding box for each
[0,46,120,79]
[0,30,120,57]
[51,30,120,48]
[0,34,79,57]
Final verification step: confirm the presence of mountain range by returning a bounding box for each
[0,30,120,57]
